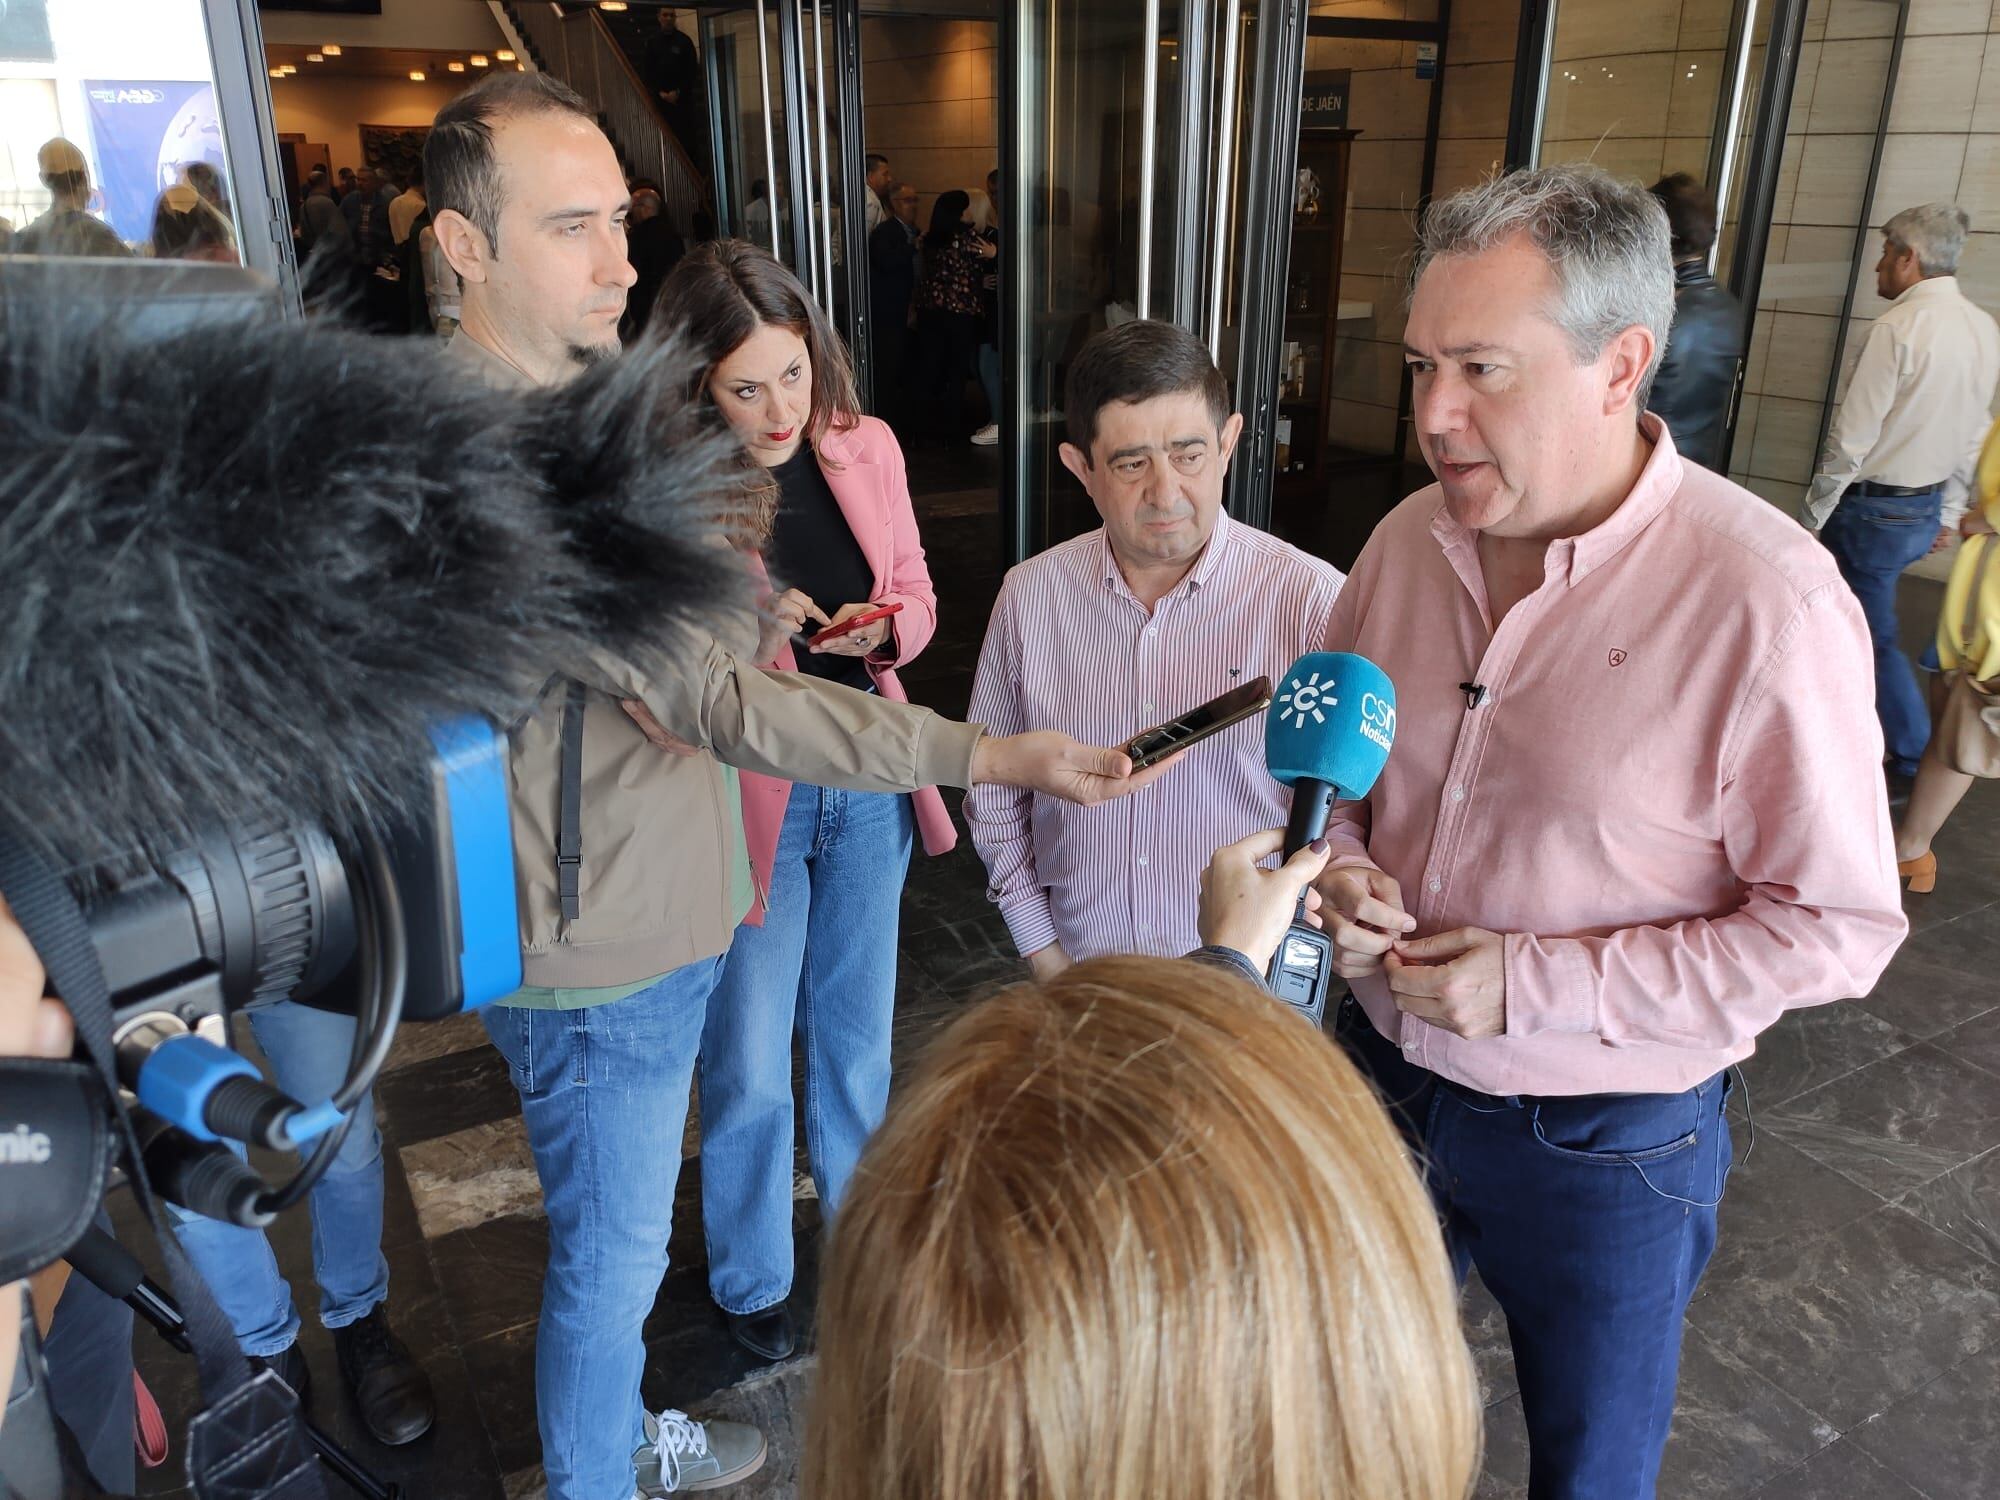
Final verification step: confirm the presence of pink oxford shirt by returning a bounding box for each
[967,513,1344,961]
[1324,418,1908,1098]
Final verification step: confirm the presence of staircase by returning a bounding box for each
[489,0,709,235]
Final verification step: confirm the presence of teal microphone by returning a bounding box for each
[1265,651,1397,859]
[1261,652,1397,1025]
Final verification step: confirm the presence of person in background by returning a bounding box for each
[861,151,890,236]
[1644,173,1741,472]
[183,160,231,225]
[970,181,1002,447]
[642,7,704,162]
[1318,163,1905,1499]
[745,177,788,254]
[149,183,238,263]
[1808,202,2000,797]
[867,181,920,426]
[913,189,993,443]
[343,165,402,330]
[1894,415,2000,894]
[14,138,128,258]
[967,319,1344,972]
[335,166,357,202]
[623,187,686,343]
[651,239,950,1364]
[805,942,1481,1500]
[297,167,354,311]
[342,165,396,269]
[388,162,427,250]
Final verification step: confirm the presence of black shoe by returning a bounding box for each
[256,1342,312,1408]
[721,1303,797,1363]
[333,1306,436,1446]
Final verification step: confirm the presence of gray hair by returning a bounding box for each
[1411,162,1676,401]
[1882,202,1969,277]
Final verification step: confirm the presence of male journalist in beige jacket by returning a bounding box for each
[423,72,1165,1499]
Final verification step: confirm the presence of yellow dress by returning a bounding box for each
[1939,419,2000,684]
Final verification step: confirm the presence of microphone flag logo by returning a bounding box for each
[1264,652,1397,798]
[1276,670,1334,729]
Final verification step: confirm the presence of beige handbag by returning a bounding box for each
[1937,535,2000,778]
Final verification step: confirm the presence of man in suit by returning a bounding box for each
[869,182,920,425]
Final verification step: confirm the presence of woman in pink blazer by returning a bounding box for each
[651,240,952,1363]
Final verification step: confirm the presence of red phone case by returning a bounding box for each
[809,601,903,646]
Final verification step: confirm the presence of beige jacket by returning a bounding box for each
[445,333,983,986]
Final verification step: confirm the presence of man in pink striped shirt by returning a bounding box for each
[1318,165,1907,1499]
[966,320,1343,971]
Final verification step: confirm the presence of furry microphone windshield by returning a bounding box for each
[0,278,749,872]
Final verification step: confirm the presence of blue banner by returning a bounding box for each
[83,80,230,242]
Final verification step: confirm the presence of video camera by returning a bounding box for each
[0,258,747,1498]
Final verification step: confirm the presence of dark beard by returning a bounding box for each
[567,340,621,369]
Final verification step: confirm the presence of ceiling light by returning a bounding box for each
[600,1,629,10]
[447,60,466,72]
[516,62,526,71]
[307,52,324,62]
[280,63,297,74]
[410,70,426,81]
[269,67,284,77]
[496,49,516,61]
[470,54,489,66]
[323,44,341,55]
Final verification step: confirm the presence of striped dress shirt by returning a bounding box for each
[966,514,1345,961]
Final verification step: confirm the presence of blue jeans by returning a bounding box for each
[699,785,913,1314]
[1822,486,1943,776]
[1337,999,1732,1500]
[172,1002,390,1356]
[483,957,722,1500]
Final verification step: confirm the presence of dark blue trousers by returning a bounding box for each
[1821,485,1944,777]
[1336,999,1733,1500]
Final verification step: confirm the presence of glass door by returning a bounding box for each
[698,2,869,381]
[702,4,796,269]
[1002,0,1305,561]
[1518,0,1814,470]
[1,0,296,302]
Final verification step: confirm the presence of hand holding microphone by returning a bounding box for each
[1198,830,1331,976]
[1260,651,1399,1024]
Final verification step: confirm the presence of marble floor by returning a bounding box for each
[124,461,2000,1499]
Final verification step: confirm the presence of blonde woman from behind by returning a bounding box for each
[806,955,1482,1500]
[1895,413,2000,892]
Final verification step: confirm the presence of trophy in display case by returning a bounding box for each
[1295,165,1323,224]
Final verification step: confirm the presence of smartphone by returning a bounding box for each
[1123,676,1274,770]
[808,601,904,647]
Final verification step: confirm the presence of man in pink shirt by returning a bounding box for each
[1317,165,1907,1498]
[967,320,1344,970]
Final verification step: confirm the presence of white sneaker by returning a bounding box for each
[631,1408,767,1494]
[970,423,1000,446]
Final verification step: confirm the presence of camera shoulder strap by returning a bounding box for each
[559,680,588,922]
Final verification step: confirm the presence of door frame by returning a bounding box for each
[208,0,303,312]
[1224,0,1310,529]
